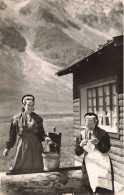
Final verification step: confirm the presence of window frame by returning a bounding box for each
[79,75,119,139]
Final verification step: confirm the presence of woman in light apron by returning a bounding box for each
[75,112,114,195]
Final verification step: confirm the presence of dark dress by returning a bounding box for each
[6,112,47,173]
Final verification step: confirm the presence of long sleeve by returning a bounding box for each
[38,119,47,142]
[97,132,111,153]
[75,133,85,156]
[6,122,17,150]
[36,116,47,142]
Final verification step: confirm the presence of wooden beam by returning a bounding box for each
[119,119,124,124]
[0,167,91,195]
[73,112,80,117]
[119,124,124,130]
[112,160,123,170]
[109,153,123,164]
[110,146,124,157]
[73,98,80,103]
[73,101,80,107]
[120,107,124,113]
[118,94,124,99]
[119,130,124,136]
[119,113,124,118]
[110,139,123,148]
[119,100,124,107]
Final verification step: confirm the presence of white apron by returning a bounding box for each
[84,141,113,193]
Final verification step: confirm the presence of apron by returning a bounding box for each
[85,149,112,193]
[81,130,113,193]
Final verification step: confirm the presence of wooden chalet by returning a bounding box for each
[57,35,124,194]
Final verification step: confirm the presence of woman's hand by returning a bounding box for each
[90,138,99,145]
[80,139,88,147]
[45,137,51,143]
[3,148,9,156]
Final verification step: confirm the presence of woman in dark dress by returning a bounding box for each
[3,94,51,173]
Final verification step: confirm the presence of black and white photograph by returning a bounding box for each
[0,0,123,194]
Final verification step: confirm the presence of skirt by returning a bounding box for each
[10,133,43,173]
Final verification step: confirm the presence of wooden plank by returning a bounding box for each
[110,139,123,148]
[119,100,124,107]
[113,172,123,185]
[109,152,123,164]
[120,135,124,142]
[112,160,123,170]
[119,124,124,130]
[73,112,80,117]
[74,117,80,122]
[73,103,80,108]
[73,106,80,112]
[113,165,124,178]
[74,118,80,123]
[119,130,124,136]
[73,98,80,103]
[118,94,124,99]
[119,119,124,124]
[74,121,80,125]
[120,107,124,113]
[119,113,124,118]
[73,101,80,107]
[109,147,124,157]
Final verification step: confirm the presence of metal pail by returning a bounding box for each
[42,152,60,171]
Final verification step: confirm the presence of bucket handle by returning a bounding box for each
[44,141,60,153]
[49,141,60,149]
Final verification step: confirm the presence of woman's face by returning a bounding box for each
[85,116,96,130]
[24,100,34,114]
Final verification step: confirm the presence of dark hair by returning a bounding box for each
[21,107,25,112]
[22,94,35,105]
[21,94,35,112]
[84,112,98,125]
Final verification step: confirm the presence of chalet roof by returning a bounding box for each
[56,35,123,76]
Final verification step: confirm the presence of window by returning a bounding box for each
[80,77,118,134]
[87,83,117,133]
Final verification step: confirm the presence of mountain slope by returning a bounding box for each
[0,0,123,117]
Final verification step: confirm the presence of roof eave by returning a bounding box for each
[56,35,123,77]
